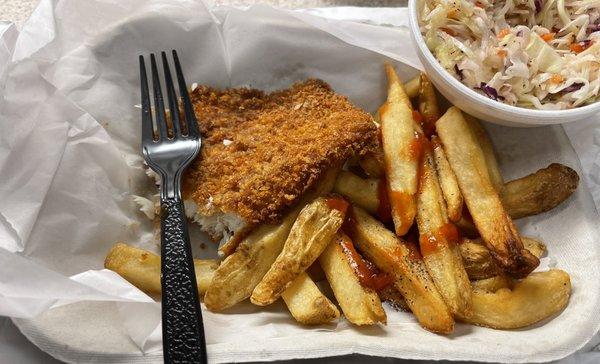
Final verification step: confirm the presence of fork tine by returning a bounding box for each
[172,50,200,138]
[161,51,182,138]
[139,56,154,143]
[150,53,169,140]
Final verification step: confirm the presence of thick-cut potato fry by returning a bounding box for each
[431,136,463,222]
[104,242,218,296]
[319,232,387,325]
[460,237,546,280]
[459,240,503,280]
[334,171,379,214]
[251,197,347,306]
[416,145,472,317]
[336,164,574,225]
[464,115,504,193]
[380,64,422,235]
[459,270,571,329]
[379,285,411,311]
[418,73,441,136]
[204,213,296,311]
[349,206,454,333]
[404,75,421,98]
[471,275,513,293]
[359,151,385,178]
[204,170,338,312]
[502,163,579,219]
[521,237,546,258]
[281,272,340,325]
[436,107,539,278]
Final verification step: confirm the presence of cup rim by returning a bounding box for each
[407,0,600,122]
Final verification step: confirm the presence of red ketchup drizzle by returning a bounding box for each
[419,223,459,256]
[338,237,393,292]
[324,196,349,216]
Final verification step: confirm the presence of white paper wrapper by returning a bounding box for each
[1,1,599,363]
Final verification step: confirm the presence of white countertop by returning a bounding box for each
[0,0,408,27]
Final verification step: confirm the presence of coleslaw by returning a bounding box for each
[419,0,600,109]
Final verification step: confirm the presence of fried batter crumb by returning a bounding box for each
[182,79,377,226]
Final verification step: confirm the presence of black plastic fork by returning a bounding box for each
[139,50,207,364]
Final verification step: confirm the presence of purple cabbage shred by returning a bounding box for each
[562,83,584,93]
[477,82,505,101]
[516,30,524,36]
[454,64,464,80]
[534,0,542,13]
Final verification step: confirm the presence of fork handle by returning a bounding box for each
[160,197,207,364]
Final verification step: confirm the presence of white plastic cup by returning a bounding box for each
[408,0,600,127]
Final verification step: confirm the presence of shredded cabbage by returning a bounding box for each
[419,0,600,109]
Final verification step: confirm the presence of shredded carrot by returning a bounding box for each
[550,74,564,84]
[497,49,507,58]
[475,1,485,7]
[541,33,555,42]
[570,41,593,54]
[497,29,510,39]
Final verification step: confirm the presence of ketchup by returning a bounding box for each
[338,237,393,292]
[389,191,413,234]
[408,131,425,161]
[419,223,459,256]
[324,196,349,216]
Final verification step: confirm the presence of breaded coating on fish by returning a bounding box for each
[182,79,377,243]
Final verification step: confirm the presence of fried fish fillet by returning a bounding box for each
[182,79,377,246]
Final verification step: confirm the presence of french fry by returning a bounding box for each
[358,151,385,178]
[464,115,504,193]
[349,206,454,333]
[204,213,296,311]
[431,136,463,222]
[281,272,340,325]
[404,75,421,98]
[459,270,571,329]
[319,232,387,325]
[521,237,546,258]
[217,227,252,258]
[460,237,546,280]
[335,164,574,225]
[459,239,503,280]
[251,197,347,306]
[436,107,539,278]
[104,242,218,296]
[380,64,422,235]
[416,145,472,317]
[379,285,411,311]
[204,170,338,311]
[334,171,379,214]
[502,163,579,219]
[359,75,422,178]
[471,275,513,292]
[417,73,441,136]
